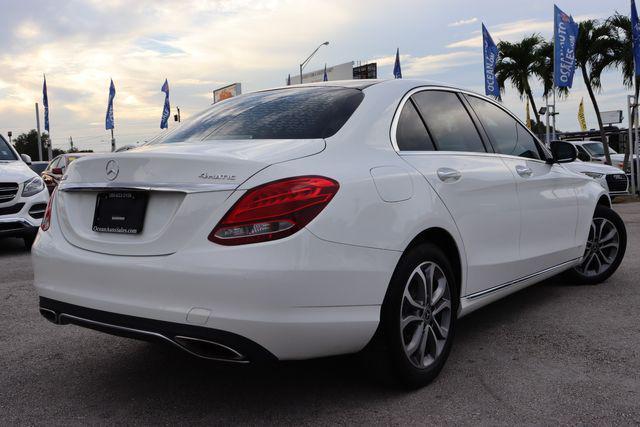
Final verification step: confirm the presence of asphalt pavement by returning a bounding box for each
[1,202,639,425]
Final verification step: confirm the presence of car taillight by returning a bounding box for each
[209,176,339,245]
[40,188,56,231]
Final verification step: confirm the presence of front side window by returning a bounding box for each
[467,95,541,160]
[412,91,486,153]
[152,87,364,143]
[0,136,17,161]
[515,124,542,160]
[395,100,435,151]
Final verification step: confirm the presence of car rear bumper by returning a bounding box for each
[32,227,400,360]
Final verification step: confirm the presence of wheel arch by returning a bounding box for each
[597,194,611,208]
[403,227,463,297]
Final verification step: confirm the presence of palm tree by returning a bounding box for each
[530,40,569,134]
[495,35,544,125]
[608,13,636,167]
[576,19,618,164]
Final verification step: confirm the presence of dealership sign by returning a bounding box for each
[213,83,242,103]
[601,110,623,125]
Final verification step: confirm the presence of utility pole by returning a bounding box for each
[69,136,74,152]
[35,103,43,161]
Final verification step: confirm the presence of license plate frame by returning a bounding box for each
[92,191,149,235]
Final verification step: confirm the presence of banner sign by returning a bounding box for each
[553,5,579,88]
[482,24,500,98]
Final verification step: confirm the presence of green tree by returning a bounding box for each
[530,40,569,136]
[576,19,617,164]
[495,34,545,125]
[608,13,636,167]
[12,130,64,161]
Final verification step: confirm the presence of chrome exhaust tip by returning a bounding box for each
[173,335,247,362]
[39,307,58,324]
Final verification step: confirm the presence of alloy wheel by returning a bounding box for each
[575,217,620,277]
[400,261,452,369]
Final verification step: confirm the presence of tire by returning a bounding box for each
[565,204,627,285]
[367,243,457,388]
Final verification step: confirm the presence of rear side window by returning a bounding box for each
[466,95,541,160]
[412,91,486,153]
[0,136,17,161]
[395,100,435,151]
[154,87,364,143]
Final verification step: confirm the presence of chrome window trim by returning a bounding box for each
[58,182,237,194]
[390,86,550,162]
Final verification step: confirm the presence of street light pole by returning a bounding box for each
[299,41,329,84]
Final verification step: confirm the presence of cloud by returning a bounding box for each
[369,51,479,77]
[448,17,478,27]
[447,14,605,49]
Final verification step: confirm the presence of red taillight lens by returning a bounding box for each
[40,188,56,231]
[209,176,339,245]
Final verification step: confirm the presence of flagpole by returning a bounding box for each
[35,103,43,161]
[110,129,116,152]
[551,87,557,140]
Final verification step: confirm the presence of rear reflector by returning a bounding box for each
[209,176,339,245]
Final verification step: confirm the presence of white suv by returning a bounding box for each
[33,81,627,387]
[0,135,49,247]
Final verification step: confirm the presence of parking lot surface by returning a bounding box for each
[1,202,639,425]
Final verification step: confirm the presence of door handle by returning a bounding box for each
[515,165,533,178]
[437,168,462,182]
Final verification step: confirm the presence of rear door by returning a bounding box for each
[465,95,580,275]
[395,89,522,296]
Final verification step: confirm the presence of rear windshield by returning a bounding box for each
[0,136,17,160]
[152,87,364,143]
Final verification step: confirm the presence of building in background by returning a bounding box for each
[288,61,377,84]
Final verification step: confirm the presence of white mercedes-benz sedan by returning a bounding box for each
[32,80,627,387]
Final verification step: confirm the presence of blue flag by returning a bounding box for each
[632,0,640,76]
[482,24,500,98]
[393,48,402,79]
[105,79,116,130]
[42,75,50,132]
[160,79,170,129]
[553,5,579,88]
[323,64,328,81]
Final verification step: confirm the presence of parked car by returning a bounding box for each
[552,141,629,197]
[29,161,49,176]
[42,153,92,193]
[0,135,49,247]
[568,139,639,175]
[33,80,627,388]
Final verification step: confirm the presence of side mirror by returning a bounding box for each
[549,140,577,164]
[51,167,63,175]
[20,154,32,165]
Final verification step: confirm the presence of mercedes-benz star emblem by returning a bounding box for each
[105,159,119,181]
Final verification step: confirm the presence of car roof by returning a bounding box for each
[259,78,478,93]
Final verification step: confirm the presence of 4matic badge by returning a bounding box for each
[198,172,236,181]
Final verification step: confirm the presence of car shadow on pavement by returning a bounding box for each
[0,237,29,255]
[42,276,570,424]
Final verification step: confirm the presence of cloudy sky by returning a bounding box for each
[0,0,633,153]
